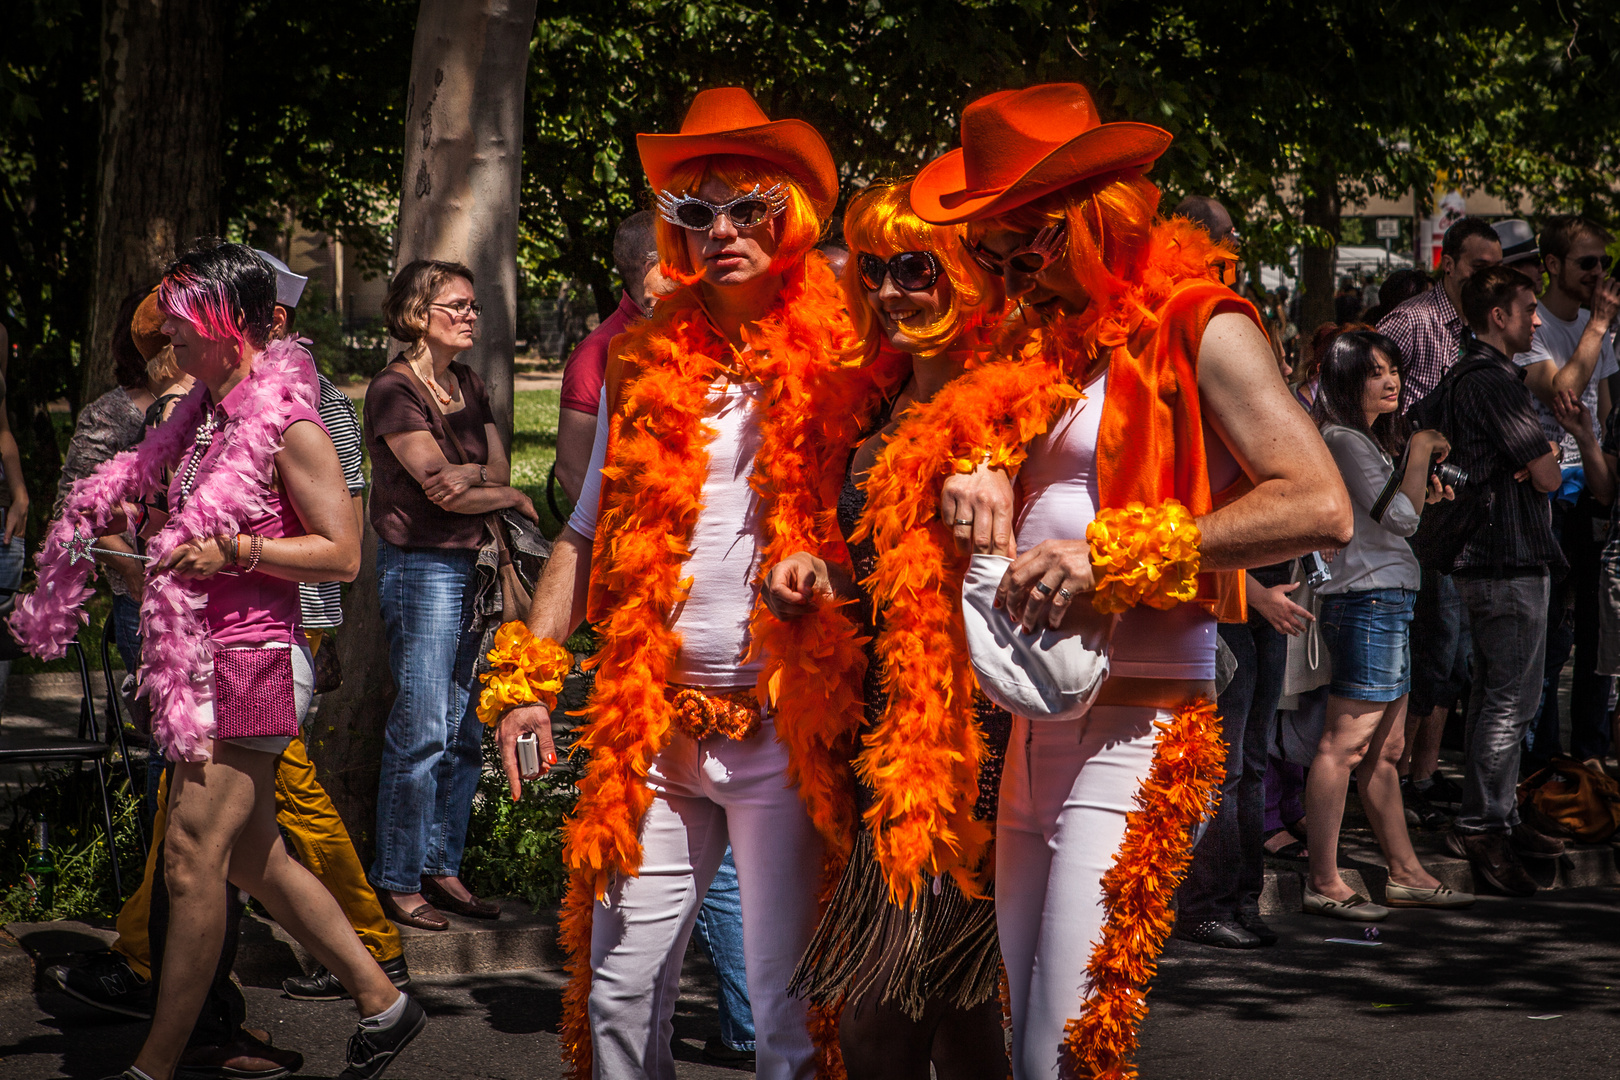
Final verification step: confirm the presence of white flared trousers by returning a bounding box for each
[588,719,824,1080]
[996,706,1162,1080]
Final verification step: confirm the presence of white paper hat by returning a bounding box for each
[252,248,309,309]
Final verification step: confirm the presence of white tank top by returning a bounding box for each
[1014,376,1104,549]
[569,382,765,687]
[1014,373,1236,681]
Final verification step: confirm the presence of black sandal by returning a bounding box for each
[1263,826,1308,861]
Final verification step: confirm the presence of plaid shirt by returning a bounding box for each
[1377,286,1467,412]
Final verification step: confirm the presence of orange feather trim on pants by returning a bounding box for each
[556,255,898,1079]
[1062,699,1225,1079]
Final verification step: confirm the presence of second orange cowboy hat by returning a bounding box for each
[912,83,1172,225]
[637,87,839,219]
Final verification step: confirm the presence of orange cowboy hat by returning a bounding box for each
[637,87,839,219]
[131,288,170,361]
[911,83,1172,225]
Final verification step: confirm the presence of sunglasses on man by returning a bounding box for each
[962,223,1068,277]
[1572,253,1613,273]
[657,184,788,232]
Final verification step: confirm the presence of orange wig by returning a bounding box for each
[653,154,826,278]
[842,179,1001,364]
[967,169,1163,321]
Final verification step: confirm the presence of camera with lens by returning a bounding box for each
[1430,459,1467,489]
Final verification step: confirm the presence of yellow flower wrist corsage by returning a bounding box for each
[1087,499,1202,614]
[476,620,573,726]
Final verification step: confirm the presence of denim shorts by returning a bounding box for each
[1318,588,1416,703]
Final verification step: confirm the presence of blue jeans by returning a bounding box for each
[109,593,164,823]
[0,533,25,718]
[370,541,485,892]
[1456,572,1550,834]
[111,593,143,672]
[690,847,756,1051]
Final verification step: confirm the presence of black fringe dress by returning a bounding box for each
[787,454,1012,1020]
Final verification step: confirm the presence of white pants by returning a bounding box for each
[996,706,1162,1080]
[589,719,824,1080]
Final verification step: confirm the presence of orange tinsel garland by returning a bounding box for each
[1061,698,1226,1079]
[556,256,887,1079]
[853,338,1083,906]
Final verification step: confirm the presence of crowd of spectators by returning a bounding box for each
[1175,212,1620,948]
[11,205,1617,1079]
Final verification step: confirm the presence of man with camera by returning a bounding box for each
[1439,266,1564,896]
[1379,218,1503,825]
[1514,216,1620,769]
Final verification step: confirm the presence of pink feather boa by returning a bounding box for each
[11,338,318,760]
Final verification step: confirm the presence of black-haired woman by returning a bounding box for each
[20,242,425,1080]
[1303,329,1475,921]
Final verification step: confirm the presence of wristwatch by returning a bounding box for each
[478,464,488,485]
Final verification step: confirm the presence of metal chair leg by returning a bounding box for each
[91,755,122,897]
[100,629,146,856]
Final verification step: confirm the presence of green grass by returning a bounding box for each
[511,388,568,536]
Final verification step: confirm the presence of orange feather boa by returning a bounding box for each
[556,257,894,1078]
[852,336,1084,906]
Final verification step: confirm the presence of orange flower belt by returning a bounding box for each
[667,686,765,742]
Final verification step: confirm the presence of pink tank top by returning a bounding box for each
[1016,373,1239,680]
[166,397,327,649]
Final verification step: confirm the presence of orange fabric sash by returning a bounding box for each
[1095,279,1263,622]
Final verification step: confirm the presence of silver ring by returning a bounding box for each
[1033,582,1054,596]
[953,518,973,526]
[1057,588,1073,600]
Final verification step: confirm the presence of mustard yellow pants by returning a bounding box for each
[113,733,403,978]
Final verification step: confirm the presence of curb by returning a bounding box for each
[1258,836,1620,914]
[235,904,562,987]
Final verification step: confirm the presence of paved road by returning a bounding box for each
[5,887,1618,1078]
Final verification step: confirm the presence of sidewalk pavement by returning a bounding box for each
[4,887,1617,1078]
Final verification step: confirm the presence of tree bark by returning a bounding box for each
[1299,171,1342,345]
[81,0,223,404]
[392,0,537,444]
[313,0,537,852]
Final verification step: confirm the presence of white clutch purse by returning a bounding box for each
[960,553,1115,721]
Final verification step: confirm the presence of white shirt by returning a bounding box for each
[569,384,765,686]
[1513,301,1618,458]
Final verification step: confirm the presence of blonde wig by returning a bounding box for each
[843,179,1000,363]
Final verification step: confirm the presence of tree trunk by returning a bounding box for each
[392,0,537,444]
[80,0,223,404]
[1299,171,1342,345]
[312,0,537,854]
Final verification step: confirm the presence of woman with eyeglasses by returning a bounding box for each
[363,260,536,932]
[765,179,1011,1079]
